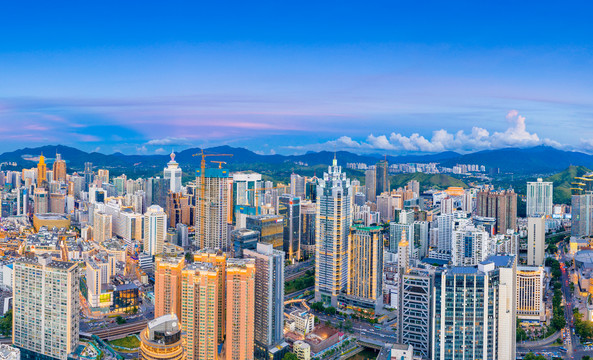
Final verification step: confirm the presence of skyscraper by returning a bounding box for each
[13,255,80,360]
[290,173,306,199]
[346,224,383,310]
[230,228,259,258]
[246,215,284,251]
[527,216,545,266]
[516,266,545,322]
[225,258,256,360]
[476,189,517,234]
[154,256,185,321]
[526,178,553,217]
[195,168,231,250]
[432,255,516,360]
[193,249,227,344]
[300,201,317,258]
[364,168,376,203]
[244,243,285,360]
[33,188,48,214]
[181,262,221,360]
[451,223,491,266]
[315,157,352,306]
[93,210,112,243]
[164,151,183,194]
[572,193,593,238]
[278,195,301,261]
[144,205,167,256]
[375,159,390,196]
[84,162,93,191]
[52,153,67,182]
[398,267,433,359]
[36,154,47,187]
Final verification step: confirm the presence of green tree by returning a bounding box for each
[524,352,546,360]
[282,353,299,360]
[115,316,126,325]
[344,319,353,333]
[325,306,337,315]
[0,310,12,336]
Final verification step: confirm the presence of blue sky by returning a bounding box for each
[1,1,592,155]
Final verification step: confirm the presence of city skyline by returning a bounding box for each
[1,2,592,154]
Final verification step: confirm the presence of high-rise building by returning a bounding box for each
[526,178,553,217]
[476,189,517,234]
[244,243,285,360]
[52,153,67,182]
[13,255,80,360]
[365,168,376,203]
[232,172,262,226]
[193,249,227,344]
[246,215,284,251]
[436,213,453,253]
[375,159,390,197]
[33,188,48,214]
[290,173,306,199]
[167,192,191,227]
[144,205,167,256]
[300,201,316,258]
[84,162,93,191]
[230,228,259,258]
[398,267,433,359]
[140,314,186,360]
[293,341,311,360]
[516,266,545,322]
[346,224,383,310]
[164,151,183,194]
[451,223,492,266]
[155,256,185,321]
[96,169,110,185]
[278,195,301,261]
[226,258,256,360]
[572,193,593,238]
[315,157,352,306]
[195,168,231,250]
[37,154,47,187]
[94,210,112,243]
[432,255,516,360]
[181,262,221,360]
[527,216,545,266]
[150,177,172,209]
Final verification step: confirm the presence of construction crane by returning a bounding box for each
[211,160,227,169]
[245,185,287,215]
[192,150,233,249]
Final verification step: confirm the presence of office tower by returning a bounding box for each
[398,268,433,359]
[412,221,429,259]
[232,172,262,226]
[278,195,301,261]
[84,162,93,191]
[527,216,545,266]
[226,258,256,360]
[315,157,352,306]
[377,192,402,222]
[476,189,517,234]
[95,169,109,185]
[144,205,167,256]
[516,266,545,322]
[246,215,284,250]
[37,154,47,187]
[244,243,285,360]
[167,192,191,227]
[389,222,413,254]
[230,228,259,257]
[526,178,553,217]
[181,262,221,360]
[49,193,65,213]
[85,255,116,308]
[375,159,390,197]
[155,256,185,320]
[150,177,171,209]
[52,153,67,182]
[290,173,306,199]
[365,168,376,203]
[193,249,227,344]
[346,224,383,310]
[407,180,420,197]
[305,176,318,202]
[461,188,476,213]
[398,230,410,273]
[164,151,183,193]
[432,255,516,360]
[572,193,593,238]
[140,314,185,360]
[13,255,80,360]
[94,210,112,243]
[300,201,316,258]
[16,187,29,216]
[195,168,231,250]
[451,223,491,266]
[177,223,189,248]
[33,188,48,214]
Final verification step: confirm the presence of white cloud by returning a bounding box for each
[154,148,166,154]
[136,145,148,153]
[296,111,559,153]
[146,137,189,146]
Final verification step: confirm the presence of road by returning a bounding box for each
[312,310,398,345]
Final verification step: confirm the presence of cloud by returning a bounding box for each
[146,137,189,146]
[136,145,148,153]
[154,148,166,154]
[293,111,559,153]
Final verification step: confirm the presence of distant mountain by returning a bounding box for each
[390,173,467,191]
[544,165,591,204]
[2,144,593,176]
